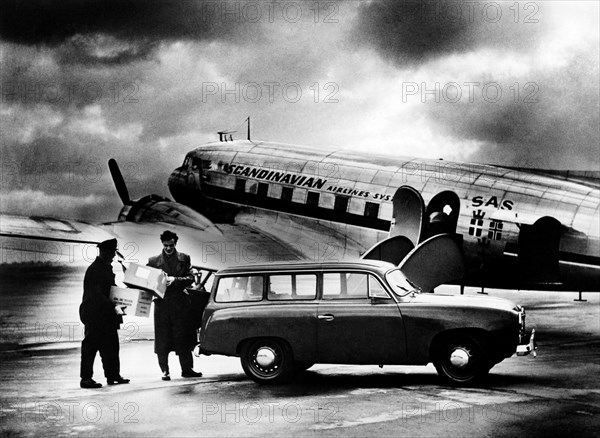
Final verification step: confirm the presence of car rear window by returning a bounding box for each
[267,274,317,300]
[214,275,264,302]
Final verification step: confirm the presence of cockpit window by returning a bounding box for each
[191,157,202,170]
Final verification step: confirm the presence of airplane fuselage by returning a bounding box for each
[168,140,600,291]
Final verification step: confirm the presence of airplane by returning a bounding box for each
[166,135,599,293]
[1,131,598,295]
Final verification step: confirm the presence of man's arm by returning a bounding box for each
[85,267,117,314]
[172,254,194,288]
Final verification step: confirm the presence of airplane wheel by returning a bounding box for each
[240,339,294,384]
[433,335,489,386]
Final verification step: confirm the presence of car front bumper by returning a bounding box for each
[516,328,537,357]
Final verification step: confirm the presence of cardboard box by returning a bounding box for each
[123,263,167,298]
[109,286,153,318]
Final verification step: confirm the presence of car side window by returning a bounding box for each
[368,275,391,299]
[323,272,369,299]
[215,275,263,302]
[268,274,317,300]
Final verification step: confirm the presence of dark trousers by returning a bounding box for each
[154,296,197,374]
[80,327,120,380]
[157,351,194,374]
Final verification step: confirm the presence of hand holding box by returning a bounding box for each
[109,286,153,318]
[123,263,167,298]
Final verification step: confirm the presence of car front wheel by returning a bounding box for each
[433,335,489,386]
[240,338,294,384]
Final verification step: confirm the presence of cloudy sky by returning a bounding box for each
[1,0,598,222]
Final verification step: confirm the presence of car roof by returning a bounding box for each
[215,259,397,276]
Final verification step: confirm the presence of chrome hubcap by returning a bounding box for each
[449,348,470,368]
[255,347,276,367]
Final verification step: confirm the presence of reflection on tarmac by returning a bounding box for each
[1,266,599,437]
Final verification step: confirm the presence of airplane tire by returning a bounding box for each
[240,338,294,384]
[433,334,489,386]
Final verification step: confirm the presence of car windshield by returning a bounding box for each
[385,268,419,297]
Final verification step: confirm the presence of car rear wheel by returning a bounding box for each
[433,334,489,386]
[240,338,294,384]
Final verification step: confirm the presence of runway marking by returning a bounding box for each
[72,425,96,432]
[311,409,410,430]
[312,388,534,430]
[349,388,392,395]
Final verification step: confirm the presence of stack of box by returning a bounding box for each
[108,263,169,318]
[109,286,153,317]
[123,263,167,298]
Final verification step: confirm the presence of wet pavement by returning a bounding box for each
[0,266,599,437]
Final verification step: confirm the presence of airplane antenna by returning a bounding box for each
[246,117,251,141]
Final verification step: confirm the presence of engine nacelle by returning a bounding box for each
[117,195,221,234]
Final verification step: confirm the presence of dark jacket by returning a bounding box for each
[147,251,195,354]
[148,251,194,295]
[80,257,122,332]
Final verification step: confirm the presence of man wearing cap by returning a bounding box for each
[148,231,202,380]
[79,238,130,389]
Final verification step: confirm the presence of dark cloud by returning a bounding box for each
[353,1,544,65]
[424,59,600,169]
[0,0,261,47]
[354,1,471,63]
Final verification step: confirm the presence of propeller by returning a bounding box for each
[108,158,131,205]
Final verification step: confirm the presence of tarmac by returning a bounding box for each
[0,265,599,437]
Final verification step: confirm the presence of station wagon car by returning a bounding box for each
[198,260,536,385]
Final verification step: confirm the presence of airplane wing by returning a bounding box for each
[0,211,356,271]
[0,213,117,265]
[1,157,350,271]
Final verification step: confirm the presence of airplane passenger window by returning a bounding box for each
[257,183,269,196]
[281,186,293,202]
[235,178,246,192]
[364,202,380,219]
[307,191,320,207]
[334,196,349,212]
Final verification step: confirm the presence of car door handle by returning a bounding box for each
[318,314,334,321]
